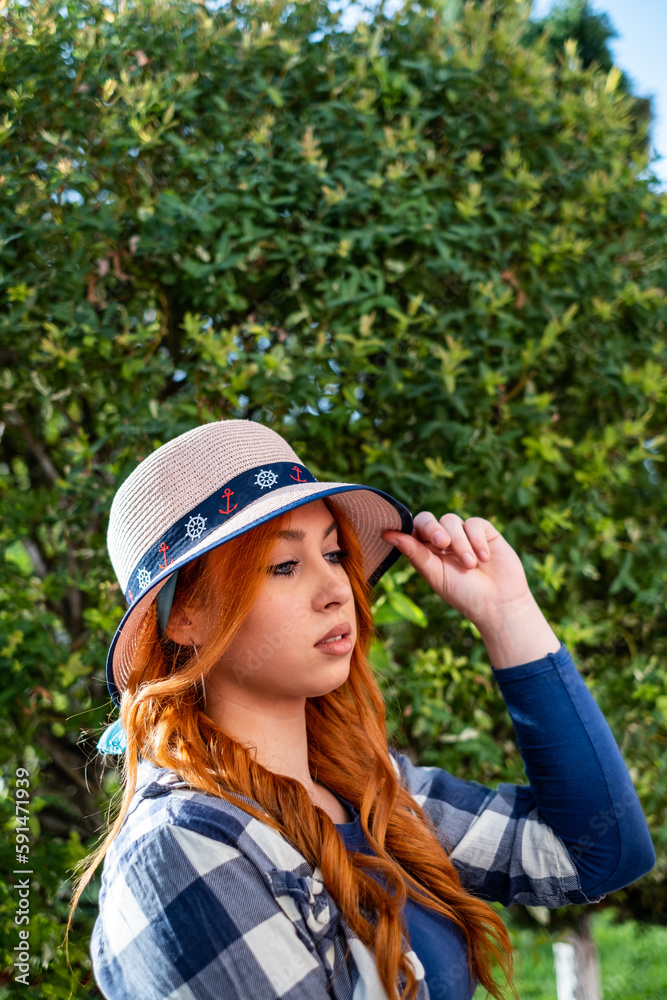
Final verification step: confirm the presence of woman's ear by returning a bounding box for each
[164,604,206,647]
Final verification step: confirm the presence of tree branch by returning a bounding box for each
[8,410,61,484]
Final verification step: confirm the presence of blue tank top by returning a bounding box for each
[332,791,475,1000]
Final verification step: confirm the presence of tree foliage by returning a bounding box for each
[528,0,653,140]
[535,0,618,71]
[1,0,665,994]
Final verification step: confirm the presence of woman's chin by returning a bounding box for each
[307,660,352,696]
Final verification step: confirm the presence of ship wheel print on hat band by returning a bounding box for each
[185,514,207,540]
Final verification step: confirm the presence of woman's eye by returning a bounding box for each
[271,560,299,577]
[326,548,350,565]
[269,550,348,577]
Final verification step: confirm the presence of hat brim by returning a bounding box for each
[105,481,413,707]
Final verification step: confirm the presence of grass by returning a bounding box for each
[498,910,667,1000]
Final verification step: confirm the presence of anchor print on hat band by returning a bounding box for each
[219,488,238,514]
[123,461,318,602]
[158,542,174,569]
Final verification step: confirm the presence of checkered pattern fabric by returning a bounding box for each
[91,745,589,1000]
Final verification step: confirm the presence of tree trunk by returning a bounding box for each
[553,913,603,1000]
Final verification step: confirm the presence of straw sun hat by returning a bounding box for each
[103,419,413,715]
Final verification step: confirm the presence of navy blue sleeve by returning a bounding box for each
[492,642,655,897]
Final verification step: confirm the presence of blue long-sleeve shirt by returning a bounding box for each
[330,642,655,999]
[91,643,654,1000]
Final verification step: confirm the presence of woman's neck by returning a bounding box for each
[206,683,317,790]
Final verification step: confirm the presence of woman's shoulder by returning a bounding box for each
[107,758,312,878]
[92,762,359,1000]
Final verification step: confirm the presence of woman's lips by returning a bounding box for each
[314,634,354,655]
[315,622,351,644]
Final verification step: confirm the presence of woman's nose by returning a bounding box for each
[314,559,353,609]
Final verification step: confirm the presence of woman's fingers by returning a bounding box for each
[436,514,477,567]
[412,510,450,549]
[457,516,493,563]
[381,525,443,580]
[412,512,495,568]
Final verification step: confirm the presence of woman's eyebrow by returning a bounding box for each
[276,519,338,542]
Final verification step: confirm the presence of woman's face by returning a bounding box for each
[207,499,357,709]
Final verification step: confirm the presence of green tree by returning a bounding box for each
[1,1,665,996]
[535,0,618,70]
[528,0,654,143]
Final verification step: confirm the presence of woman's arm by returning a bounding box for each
[382,512,655,906]
[389,641,655,906]
[490,641,655,897]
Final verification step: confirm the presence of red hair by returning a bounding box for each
[69,499,514,999]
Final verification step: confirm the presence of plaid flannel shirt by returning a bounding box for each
[91,745,594,1000]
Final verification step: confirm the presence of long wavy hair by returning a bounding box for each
[69,498,514,1000]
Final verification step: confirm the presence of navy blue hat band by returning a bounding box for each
[124,461,317,604]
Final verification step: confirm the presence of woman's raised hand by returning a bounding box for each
[382,512,533,629]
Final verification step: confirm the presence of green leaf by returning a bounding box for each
[388,592,428,627]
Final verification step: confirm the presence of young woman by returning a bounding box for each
[72,419,654,1000]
